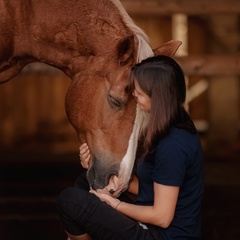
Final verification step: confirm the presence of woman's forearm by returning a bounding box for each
[116,202,166,227]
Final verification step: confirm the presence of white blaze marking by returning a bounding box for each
[118,105,148,190]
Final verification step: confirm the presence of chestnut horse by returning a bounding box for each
[0,0,181,195]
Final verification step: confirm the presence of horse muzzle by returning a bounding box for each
[86,157,120,190]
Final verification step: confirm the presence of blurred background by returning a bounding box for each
[0,0,240,239]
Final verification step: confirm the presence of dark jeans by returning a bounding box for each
[56,172,161,240]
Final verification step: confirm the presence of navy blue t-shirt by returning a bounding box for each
[135,127,204,240]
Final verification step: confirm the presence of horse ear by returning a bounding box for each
[117,35,136,66]
[153,40,182,57]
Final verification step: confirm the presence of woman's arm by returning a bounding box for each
[92,182,179,228]
[119,183,179,228]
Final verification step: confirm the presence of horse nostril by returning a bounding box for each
[109,189,116,194]
[87,168,115,190]
[87,157,120,190]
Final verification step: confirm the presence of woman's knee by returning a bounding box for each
[56,187,91,236]
[57,187,89,219]
[74,172,90,190]
[58,187,86,203]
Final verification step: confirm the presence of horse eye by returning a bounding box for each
[108,95,124,109]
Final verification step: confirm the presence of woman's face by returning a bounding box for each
[133,80,151,112]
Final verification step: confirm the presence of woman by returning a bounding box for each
[57,55,204,240]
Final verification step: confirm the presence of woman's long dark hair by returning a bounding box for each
[129,55,197,153]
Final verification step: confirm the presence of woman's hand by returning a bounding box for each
[90,189,122,210]
[79,143,92,169]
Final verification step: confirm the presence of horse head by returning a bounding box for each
[65,35,137,191]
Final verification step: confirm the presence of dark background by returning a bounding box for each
[1,148,240,240]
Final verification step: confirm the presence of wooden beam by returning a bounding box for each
[174,55,240,76]
[21,56,240,77]
[121,0,240,16]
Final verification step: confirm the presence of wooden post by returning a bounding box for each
[207,15,239,147]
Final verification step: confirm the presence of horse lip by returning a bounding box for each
[87,170,119,190]
[86,159,119,190]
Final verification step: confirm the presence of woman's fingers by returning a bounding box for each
[79,143,89,159]
[79,143,89,155]
[80,149,90,160]
[79,143,92,169]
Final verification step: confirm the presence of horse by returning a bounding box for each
[0,0,181,196]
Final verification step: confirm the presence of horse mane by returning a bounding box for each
[110,0,154,63]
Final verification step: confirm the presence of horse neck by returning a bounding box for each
[0,0,77,80]
[0,1,34,82]
[0,0,138,81]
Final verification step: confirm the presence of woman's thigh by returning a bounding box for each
[57,187,156,240]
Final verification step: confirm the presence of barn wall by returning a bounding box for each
[0,68,79,153]
[207,15,240,147]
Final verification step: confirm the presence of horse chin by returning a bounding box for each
[86,157,120,190]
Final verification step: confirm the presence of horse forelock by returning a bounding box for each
[110,0,154,63]
[136,35,154,63]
